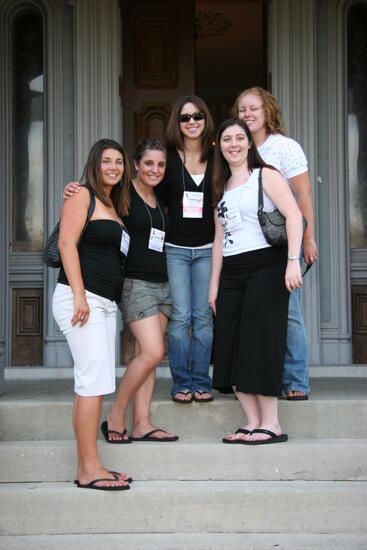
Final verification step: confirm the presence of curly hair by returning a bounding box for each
[231,86,286,136]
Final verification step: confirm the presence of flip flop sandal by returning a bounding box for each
[222,428,252,444]
[130,428,179,442]
[240,428,288,445]
[287,393,309,401]
[193,391,214,403]
[172,390,193,404]
[77,473,130,491]
[74,470,133,484]
[101,421,132,444]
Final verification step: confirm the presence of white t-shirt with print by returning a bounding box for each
[217,168,275,257]
[257,133,308,180]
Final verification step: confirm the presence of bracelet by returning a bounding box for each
[288,255,299,261]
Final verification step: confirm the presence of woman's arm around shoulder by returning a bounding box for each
[208,210,224,315]
[261,167,303,293]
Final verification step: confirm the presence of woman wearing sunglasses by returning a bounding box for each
[158,95,216,403]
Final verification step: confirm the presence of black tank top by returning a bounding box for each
[122,184,168,282]
[58,220,126,302]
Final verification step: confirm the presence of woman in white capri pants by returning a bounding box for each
[52,138,132,491]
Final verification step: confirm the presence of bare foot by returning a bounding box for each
[222,424,259,442]
[78,466,130,488]
[172,391,193,403]
[245,424,282,442]
[193,391,213,402]
[105,411,129,442]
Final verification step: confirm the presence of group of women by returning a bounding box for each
[53,87,317,490]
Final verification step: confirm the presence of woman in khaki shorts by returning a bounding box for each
[103,138,178,443]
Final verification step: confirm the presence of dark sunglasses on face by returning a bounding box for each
[179,112,205,123]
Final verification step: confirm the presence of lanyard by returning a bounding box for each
[138,190,165,233]
[181,152,206,195]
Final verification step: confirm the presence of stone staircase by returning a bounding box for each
[0,371,366,549]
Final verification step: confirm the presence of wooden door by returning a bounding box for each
[119,0,196,364]
[119,0,196,157]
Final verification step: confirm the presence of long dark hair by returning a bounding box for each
[80,138,131,217]
[122,137,167,216]
[165,95,215,163]
[212,118,275,207]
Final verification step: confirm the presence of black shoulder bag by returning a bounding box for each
[43,188,96,268]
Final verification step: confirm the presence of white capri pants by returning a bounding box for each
[52,283,117,396]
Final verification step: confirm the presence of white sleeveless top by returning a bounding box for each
[217,168,276,257]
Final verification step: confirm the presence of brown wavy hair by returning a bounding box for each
[80,139,131,217]
[231,86,286,136]
[165,95,215,163]
[212,118,276,207]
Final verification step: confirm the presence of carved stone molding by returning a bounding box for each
[195,10,233,39]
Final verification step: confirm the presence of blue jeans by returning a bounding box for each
[283,288,310,394]
[166,246,213,395]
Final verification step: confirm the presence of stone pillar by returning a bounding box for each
[268,0,322,364]
[74,0,122,175]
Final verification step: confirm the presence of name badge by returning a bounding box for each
[120,229,130,256]
[225,207,242,232]
[183,191,204,218]
[149,227,165,253]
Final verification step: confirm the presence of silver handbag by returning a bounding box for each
[257,167,307,248]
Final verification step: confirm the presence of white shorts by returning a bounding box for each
[52,283,117,397]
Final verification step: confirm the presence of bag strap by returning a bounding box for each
[257,167,266,226]
[79,188,96,243]
[257,167,264,211]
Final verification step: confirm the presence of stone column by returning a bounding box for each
[268,0,322,364]
[74,0,122,174]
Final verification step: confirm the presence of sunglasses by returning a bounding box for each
[179,112,205,123]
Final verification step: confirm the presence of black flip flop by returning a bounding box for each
[77,474,130,491]
[172,391,193,404]
[240,428,288,445]
[287,394,309,401]
[74,470,133,484]
[193,390,214,403]
[130,428,179,442]
[222,428,252,444]
[101,421,132,444]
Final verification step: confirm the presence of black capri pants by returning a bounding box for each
[213,246,289,397]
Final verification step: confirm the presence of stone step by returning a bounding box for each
[0,480,366,536]
[1,533,367,550]
[0,439,366,483]
[1,378,367,440]
[4,365,367,380]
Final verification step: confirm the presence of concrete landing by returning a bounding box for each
[1,533,367,550]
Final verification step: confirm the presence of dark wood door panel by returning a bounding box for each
[352,285,367,363]
[12,288,43,365]
[119,0,195,156]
